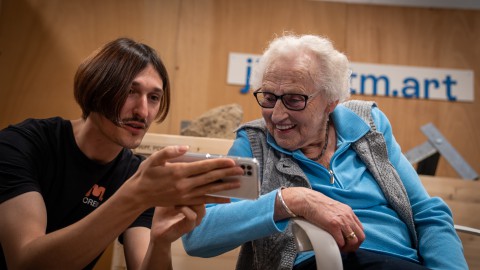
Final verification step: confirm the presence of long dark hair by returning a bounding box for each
[74,37,170,123]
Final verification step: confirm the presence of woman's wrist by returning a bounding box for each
[274,187,297,220]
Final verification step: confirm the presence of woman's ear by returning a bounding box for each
[326,100,339,114]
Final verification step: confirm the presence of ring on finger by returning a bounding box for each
[345,231,356,240]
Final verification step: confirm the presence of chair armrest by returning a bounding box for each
[290,220,480,270]
[455,224,480,236]
[291,218,342,270]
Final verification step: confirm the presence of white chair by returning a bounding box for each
[292,218,342,270]
[291,218,480,270]
[454,225,480,236]
[292,210,480,270]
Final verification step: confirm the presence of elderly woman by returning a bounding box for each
[182,34,467,270]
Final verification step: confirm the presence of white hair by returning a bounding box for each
[251,34,351,103]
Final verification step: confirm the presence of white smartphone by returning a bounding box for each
[169,152,261,200]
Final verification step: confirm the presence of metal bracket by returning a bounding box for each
[404,123,478,180]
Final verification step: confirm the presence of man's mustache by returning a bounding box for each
[116,117,148,129]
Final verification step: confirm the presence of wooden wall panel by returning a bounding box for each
[0,0,182,134]
[0,0,479,177]
[345,4,480,177]
[168,0,348,135]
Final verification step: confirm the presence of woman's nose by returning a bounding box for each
[270,99,288,121]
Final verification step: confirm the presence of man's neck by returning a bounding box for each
[71,118,123,164]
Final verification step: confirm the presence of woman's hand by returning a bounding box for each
[280,187,365,252]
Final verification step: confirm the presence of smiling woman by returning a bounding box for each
[181,34,468,270]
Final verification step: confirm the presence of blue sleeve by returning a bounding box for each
[227,129,253,157]
[182,129,288,257]
[182,191,287,257]
[372,107,468,270]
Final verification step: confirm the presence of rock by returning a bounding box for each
[180,104,243,139]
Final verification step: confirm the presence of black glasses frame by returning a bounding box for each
[253,90,320,111]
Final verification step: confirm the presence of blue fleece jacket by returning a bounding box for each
[182,105,467,270]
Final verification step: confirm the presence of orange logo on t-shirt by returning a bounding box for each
[85,184,106,201]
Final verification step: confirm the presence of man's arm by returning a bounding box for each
[0,146,243,269]
[0,190,143,269]
[123,206,206,270]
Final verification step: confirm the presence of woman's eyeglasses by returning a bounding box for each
[253,90,321,111]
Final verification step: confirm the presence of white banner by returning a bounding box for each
[227,52,475,102]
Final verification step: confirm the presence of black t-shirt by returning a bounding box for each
[0,117,153,269]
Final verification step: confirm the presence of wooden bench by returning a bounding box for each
[96,133,479,270]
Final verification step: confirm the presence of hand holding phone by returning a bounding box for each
[169,152,260,200]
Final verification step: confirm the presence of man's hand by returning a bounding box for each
[150,205,206,244]
[127,146,244,208]
[135,205,208,270]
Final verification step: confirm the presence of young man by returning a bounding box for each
[0,38,243,270]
